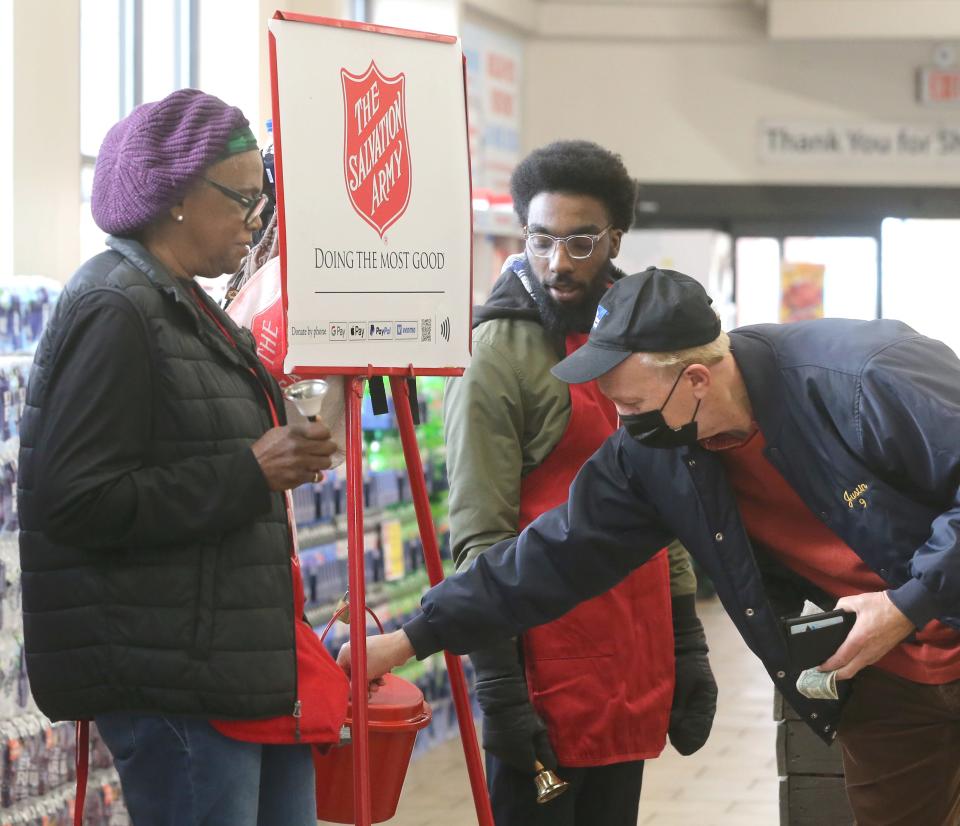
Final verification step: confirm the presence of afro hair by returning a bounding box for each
[509,140,637,231]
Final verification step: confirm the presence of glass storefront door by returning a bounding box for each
[736,235,879,326]
[881,218,960,355]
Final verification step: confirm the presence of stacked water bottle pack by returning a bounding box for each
[0,534,32,724]
[0,333,129,824]
[0,279,61,357]
[0,362,41,731]
[0,716,126,825]
[0,278,139,821]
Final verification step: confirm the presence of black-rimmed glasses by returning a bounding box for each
[524,225,611,260]
[202,178,269,227]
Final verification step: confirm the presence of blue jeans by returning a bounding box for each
[95,713,317,826]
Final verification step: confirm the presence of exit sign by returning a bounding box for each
[918,67,960,104]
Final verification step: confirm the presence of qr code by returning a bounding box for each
[421,318,432,342]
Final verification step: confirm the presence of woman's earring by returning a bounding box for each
[175,214,184,223]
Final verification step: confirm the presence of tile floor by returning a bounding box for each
[363,598,780,826]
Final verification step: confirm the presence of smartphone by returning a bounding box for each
[782,609,856,671]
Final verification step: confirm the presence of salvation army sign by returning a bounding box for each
[269,13,472,375]
[342,62,412,238]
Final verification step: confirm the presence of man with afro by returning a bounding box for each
[442,140,718,825]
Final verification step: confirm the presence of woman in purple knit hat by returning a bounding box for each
[18,89,350,825]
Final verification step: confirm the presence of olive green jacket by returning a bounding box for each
[444,259,696,596]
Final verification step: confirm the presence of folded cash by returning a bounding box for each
[796,667,839,700]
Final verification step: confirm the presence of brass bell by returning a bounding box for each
[533,761,569,804]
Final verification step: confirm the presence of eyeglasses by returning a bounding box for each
[524,226,611,260]
[202,178,269,227]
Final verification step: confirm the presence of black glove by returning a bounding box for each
[669,594,718,755]
[469,639,558,774]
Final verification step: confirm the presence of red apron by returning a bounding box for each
[519,333,674,767]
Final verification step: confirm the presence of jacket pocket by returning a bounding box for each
[191,544,218,658]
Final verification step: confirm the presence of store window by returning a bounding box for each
[197,0,258,137]
[784,236,878,321]
[736,235,878,327]
[79,0,197,261]
[369,0,457,35]
[882,218,960,355]
[144,0,193,104]
[349,0,369,21]
[735,238,782,327]
[0,0,12,276]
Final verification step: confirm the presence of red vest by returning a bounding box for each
[518,333,674,767]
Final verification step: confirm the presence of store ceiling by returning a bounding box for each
[766,1,960,40]
[540,0,754,5]
[523,0,960,40]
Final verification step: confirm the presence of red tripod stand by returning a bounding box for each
[341,374,493,826]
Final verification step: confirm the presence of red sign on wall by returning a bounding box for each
[917,68,960,105]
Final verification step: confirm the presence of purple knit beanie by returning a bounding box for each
[91,88,251,236]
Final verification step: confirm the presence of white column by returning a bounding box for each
[198,0,261,133]
[256,0,350,147]
[11,0,82,281]
[0,0,13,278]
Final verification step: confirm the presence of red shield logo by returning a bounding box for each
[341,62,412,238]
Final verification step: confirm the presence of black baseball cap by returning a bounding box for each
[551,267,720,384]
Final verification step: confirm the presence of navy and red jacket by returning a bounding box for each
[405,318,960,743]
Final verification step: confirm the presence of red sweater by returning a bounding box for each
[708,427,960,684]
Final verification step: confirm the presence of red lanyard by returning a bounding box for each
[189,286,281,427]
[188,286,299,565]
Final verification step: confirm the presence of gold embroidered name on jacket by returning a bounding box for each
[844,483,869,509]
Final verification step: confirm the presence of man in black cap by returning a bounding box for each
[342,267,960,825]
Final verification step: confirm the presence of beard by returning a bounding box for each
[525,259,613,340]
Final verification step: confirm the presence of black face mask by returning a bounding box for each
[621,368,701,449]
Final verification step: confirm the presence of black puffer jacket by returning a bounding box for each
[18,237,297,723]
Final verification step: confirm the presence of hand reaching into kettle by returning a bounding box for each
[338,630,416,692]
[338,630,571,802]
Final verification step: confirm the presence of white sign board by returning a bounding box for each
[760,120,960,165]
[269,14,473,375]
